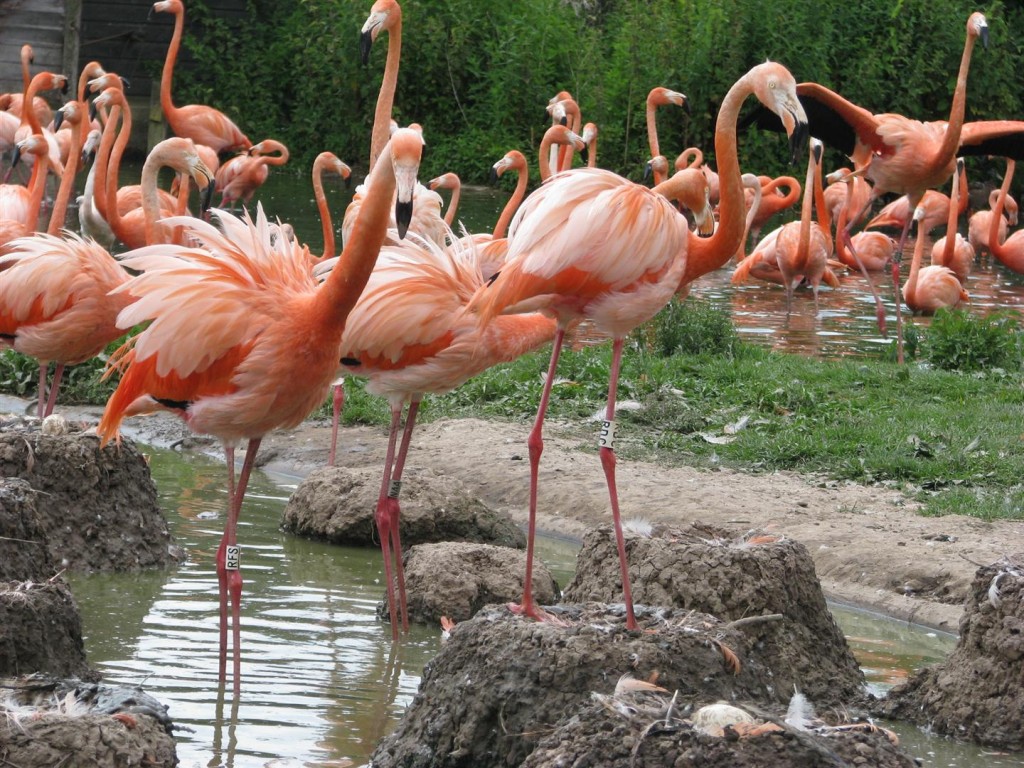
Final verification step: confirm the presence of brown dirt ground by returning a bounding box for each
[8,393,1021,634]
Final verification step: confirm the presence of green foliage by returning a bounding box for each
[649,297,739,358]
[163,0,1024,182]
[921,309,1023,372]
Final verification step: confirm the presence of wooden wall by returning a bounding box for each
[0,0,70,98]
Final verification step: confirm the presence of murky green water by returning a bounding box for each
[66,443,1023,768]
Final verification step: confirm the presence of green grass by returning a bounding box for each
[6,299,1024,521]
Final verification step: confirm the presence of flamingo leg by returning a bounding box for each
[842,201,888,338]
[599,337,638,630]
[42,363,64,417]
[327,382,345,466]
[217,446,236,685]
[510,328,565,622]
[386,395,420,634]
[891,215,915,366]
[376,404,403,640]
[36,364,48,419]
[225,437,260,695]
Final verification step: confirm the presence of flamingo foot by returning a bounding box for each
[506,601,569,627]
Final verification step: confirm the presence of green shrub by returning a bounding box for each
[922,309,1023,372]
[649,297,739,358]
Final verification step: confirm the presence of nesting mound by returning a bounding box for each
[0,478,58,582]
[523,694,916,768]
[381,541,560,624]
[879,556,1024,749]
[564,523,865,709]
[0,418,180,572]
[0,581,89,678]
[372,603,782,768]
[282,465,525,548]
[0,676,176,767]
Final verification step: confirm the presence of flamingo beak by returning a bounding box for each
[789,119,809,165]
[395,199,412,239]
[980,24,989,50]
[53,109,65,132]
[643,161,653,183]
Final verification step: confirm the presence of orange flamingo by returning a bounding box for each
[361,0,402,170]
[931,158,974,283]
[903,204,968,313]
[152,0,252,154]
[336,233,555,638]
[468,62,808,630]
[865,169,967,236]
[988,158,1024,274]
[969,187,1017,258]
[97,127,424,693]
[581,122,598,168]
[4,71,66,185]
[215,139,290,210]
[428,172,461,226]
[823,167,871,239]
[734,139,833,315]
[646,87,688,184]
[311,151,352,261]
[0,101,134,419]
[3,45,54,129]
[832,171,896,273]
[546,96,582,173]
[747,174,801,243]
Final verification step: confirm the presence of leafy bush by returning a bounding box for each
[649,297,739,358]
[922,309,1023,372]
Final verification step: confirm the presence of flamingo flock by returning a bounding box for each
[3,0,1024,698]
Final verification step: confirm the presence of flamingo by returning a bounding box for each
[581,122,599,168]
[903,204,968,313]
[361,0,402,170]
[214,139,290,210]
[747,174,801,244]
[733,139,833,315]
[931,158,974,283]
[152,0,252,154]
[0,101,133,419]
[2,45,54,129]
[988,159,1024,274]
[746,12,988,350]
[311,151,352,262]
[428,172,461,226]
[3,71,66,185]
[0,135,51,252]
[865,168,967,236]
[96,127,424,693]
[969,187,1017,258]
[832,170,896,273]
[336,232,556,638]
[646,87,688,185]
[546,96,582,174]
[467,62,808,630]
[823,167,871,238]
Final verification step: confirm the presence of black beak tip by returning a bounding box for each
[682,99,692,116]
[11,146,21,168]
[558,116,567,127]
[121,76,131,90]
[643,161,653,183]
[53,110,65,131]
[344,175,352,189]
[360,31,373,66]
[60,79,69,95]
[981,26,989,50]
[201,181,214,214]
[489,167,498,184]
[395,199,413,239]
[790,122,809,165]
[89,102,97,122]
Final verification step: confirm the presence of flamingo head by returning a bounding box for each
[749,62,809,166]
[389,127,424,239]
[360,0,401,65]
[644,156,669,184]
[968,13,989,49]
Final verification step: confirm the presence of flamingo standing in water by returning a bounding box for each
[969,187,1017,258]
[152,0,252,154]
[988,159,1024,274]
[902,204,968,314]
[97,127,424,693]
[215,139,290,210]
[931,158,974,283]
[468,62,808,630]
[646,87,689,185]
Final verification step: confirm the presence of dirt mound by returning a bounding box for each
[382,541,560,624]
[564,524,866,710]
[0,580,89,678]
[0,479,58,582]
[523,695,916,768]
[282,465,525,548]
[372,603,784,768]
[0,676,176,767]
[879,556,1024,749]
[0,419,181,572]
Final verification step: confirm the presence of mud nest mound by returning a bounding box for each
[563,523,866,710]
[0,675,176,767]
[372,603,788,768]
[0,418,180,572]
[522,694,916,768]
[282,465,525,548]
[380,541,560,625]
[0,580,89,678]
[879,556,1024,749]
[0,478,58,582]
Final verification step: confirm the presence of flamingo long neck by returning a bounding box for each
[941,164,962,263]
[20,47,31,92]
[369,9,402,170]
[931,21,980,174]
[990,159,1015,262]
[812,155,831,252]
[681,74,755,284]
[796,150,816,269]
[492,154,527,239]
[444,180,460,226]
[538,133,570,182]
[646,94,662,161]
[312,156,336,259]
[104,96,134,240]
[318,142,398,327]
[23,149,50,229]
[160,5,184,123]
[737,174,761,260]
[91,102,122,224]
[956,163,969,215]
[140,149,173,245]
[46,110,84,234]
[22,76,48,134]
[676,147,703,171]
[768,176,801,211]
[905,213,929,301]
[835,179,853,261]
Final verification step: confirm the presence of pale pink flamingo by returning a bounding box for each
[969,188,1017,258]
[467,62,808,630]
[3,45,54,129]
[988,158,1024,274]
[97,127,424,693]
[152,0,252,154]
[646,87,688,184]
[214,139,290,210]
[0,135,51,252]
[747,174,801,243]
[4,71,66,185]
[428,172,461,226]
[361,0,403,169]
[903,204,968,313]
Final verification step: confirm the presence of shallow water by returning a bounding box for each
[67,444,1024,768]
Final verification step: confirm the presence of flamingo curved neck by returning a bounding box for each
[312,158,336,260]
[47,112,84,234]
[493,156,527,240]
[989,160,1015,262]
[369,13,401,170]
[160,5,184,123]
[928,23,980,177]
[104,98,134,240]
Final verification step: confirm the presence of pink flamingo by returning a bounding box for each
[215,139,290,210]
[468,62,808,630]
[969,188,1017,258]
[428,172,461,226]
[903,204,968,313]
[988,158,1024,274]
[931,158,974,283]
[646,87,688,185]
[97,127,424,694]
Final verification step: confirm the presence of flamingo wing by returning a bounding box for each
[957,120,1024,159]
